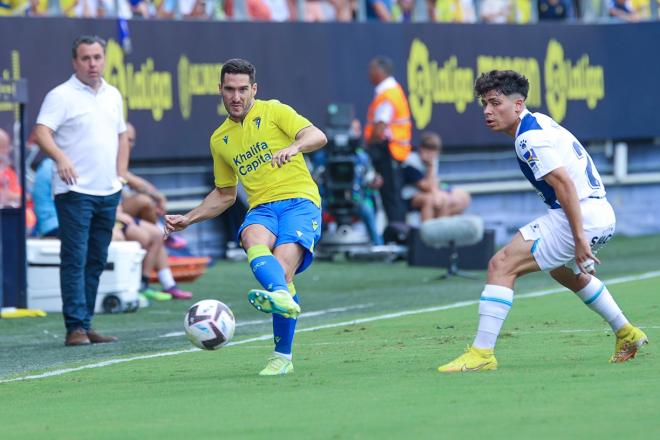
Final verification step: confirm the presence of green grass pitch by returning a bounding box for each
[0,234,658,439]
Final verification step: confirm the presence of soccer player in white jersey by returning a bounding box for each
[438,70,648,373]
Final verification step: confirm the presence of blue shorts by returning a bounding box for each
[238,198,322,274]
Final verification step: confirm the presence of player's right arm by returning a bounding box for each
[166,126,241,235]
[34,89,78,185]
[543,167,599,274]
[164,185,237,235]
[33,124,77,186]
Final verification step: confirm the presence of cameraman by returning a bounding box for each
[313,118,384,246]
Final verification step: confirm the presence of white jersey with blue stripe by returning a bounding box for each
[515,109,606,209]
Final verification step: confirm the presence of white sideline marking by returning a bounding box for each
[2,271,659,384]
[159,303,374,338]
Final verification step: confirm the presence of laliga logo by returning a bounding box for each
[544,39,605,123]
[407,39,474,130]
[104,39,173,121]
[407,39,433,129]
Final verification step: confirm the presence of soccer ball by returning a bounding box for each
[184,299,236,350]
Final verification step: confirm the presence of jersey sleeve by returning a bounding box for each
[36,89,66,131]
[518,131,561,180]
[272,101,312,139]
[211,137,238,188]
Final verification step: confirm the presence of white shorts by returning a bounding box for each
[519,198,616,273]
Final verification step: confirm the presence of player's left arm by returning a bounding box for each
[117,130,130,181]
[543,167,600,273]
[272,126,328,168]
[116,94,129,181]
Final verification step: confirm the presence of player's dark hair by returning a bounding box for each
[72,35,106,59]
[474,70,529,99]
[372,56,394,76]
[419,131,442,152]
[221,59,256,84]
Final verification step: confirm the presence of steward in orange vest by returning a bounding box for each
[364,57,410,225]
[364,79,412,162]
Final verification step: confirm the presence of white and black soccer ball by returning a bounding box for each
[184,299,236,350]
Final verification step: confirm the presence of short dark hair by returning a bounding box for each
[371,56,394,76]
[221,58,256,84]
[474,70,529,100]
[72,35,106,59]
[419,132,442,151]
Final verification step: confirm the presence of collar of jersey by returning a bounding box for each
[228,99,260,125]
[515,108,532,137]
[69,74,107,94]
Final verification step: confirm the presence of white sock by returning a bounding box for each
[473,284,514,350]
[274,351,292,361]
[158,268,176,290]
[574,276,628,332]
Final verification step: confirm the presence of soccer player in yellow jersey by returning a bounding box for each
[165,59,327,376]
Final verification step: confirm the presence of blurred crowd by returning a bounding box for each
[1,0,658,22]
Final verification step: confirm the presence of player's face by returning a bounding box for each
[72,43,105,89]
[480,90,523,137]
[220,73,257,121]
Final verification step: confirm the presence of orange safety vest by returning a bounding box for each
[364,82,412,162]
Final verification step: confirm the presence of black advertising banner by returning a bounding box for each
[1,18,659,159]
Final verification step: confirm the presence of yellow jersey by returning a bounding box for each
[210,99,321,209]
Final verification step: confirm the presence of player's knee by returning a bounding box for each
[458,191,471,210]
[417,193,433,208]
[135,193,153,207]
[432,192,448,209]
[148,229,163,248]
[449,191,470,213]
[241,226,275,249]
[561,272,591,292]
[487,250,514,277]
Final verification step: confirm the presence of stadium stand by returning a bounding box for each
[3,0,658,21]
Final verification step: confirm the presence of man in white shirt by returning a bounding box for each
[33,35,129,346]
[438,69,647,372]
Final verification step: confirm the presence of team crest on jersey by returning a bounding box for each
[223,135,229,144]
[253,117,261,129]
[522,149,539,171]
[519,139,527,150]
[312,220,318,231]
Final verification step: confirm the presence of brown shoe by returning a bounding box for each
[65,328,91,346]
[87,329,118,344]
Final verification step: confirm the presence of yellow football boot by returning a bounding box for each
[248,289,300,319]
[610,324,648,363]
[259,355,294,376]
[438,346,498,373]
